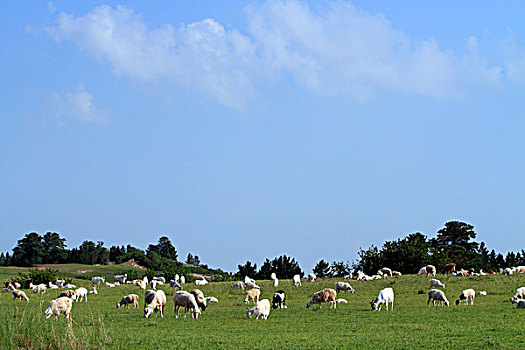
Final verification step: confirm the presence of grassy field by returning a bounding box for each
[1,266,524,349]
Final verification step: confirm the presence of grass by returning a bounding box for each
[1,266,524,349]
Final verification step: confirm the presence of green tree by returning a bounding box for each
[186,253,194,264]
[330,261,351,277]
[236,261,257,278]
[147,236,178,261]
[431,221,479,252]
[12,232,44,266]
[78,241,97,265]
[42,232,67,264]
[313,259,331,278]
[96,241,109,265]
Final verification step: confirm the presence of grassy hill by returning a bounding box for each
[1,267,524,349]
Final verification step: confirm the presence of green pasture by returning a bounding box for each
[0,266,523,349]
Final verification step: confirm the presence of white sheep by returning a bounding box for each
[232,281,245,290]
[206,296,219,303]
[88,287,98,295]
[105,282,117,288]
[55,279,65,288]
[194,278,208,286]
[514,266,525,273]
[191,289,207,311]
[48,282,59,289]
[12,290,29,301]
[246,299,271,320]
[180,276,186,284]
[170,280,182,290]
[117,294,139,309]
[91,276,105,287]
[149,280,158,290]
[335,282,355,294]
[371,287,394,311]
[293,275,302,287]
[64,283,76,288]
[270,273,277,280]
[30,283,46,294]
[418,265,437,276]
[429,279,445,289]
[244,276,256,285]
[427,289,450,306]
[455,289,476,305]
[75,287,88,302]
[510,287,525,303]
[503,267,513,275]
[244,288,261,304]
[144,290,167,318]
[172,291,201,319]
[273,278,279,287]
[378,267,393,277]
[44,297,73,320]
[114,273,127,284]
[245,281,260,289]
[335,298,348,304]
[308,273,316,282]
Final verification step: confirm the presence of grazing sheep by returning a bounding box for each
[272,290,286,309]
[244,276,256,285]
[144,290,167,318]
[246,299,271,320]
[105,282,117,288]
[5,282,16,291]
[427,289,450,306]
[114,273,127,284]
[293,275,302,287]
[245,281,260,289]
[357,270,373,281]
[55,279,65,288]
[418,265,437,277]
[392,271,402,276]
[429,279,445,289]
[30,283,46,294]
[308,273,316,282]
[194,278,208,286]
[245,288,261,304]
[232,281,245,290]
[13,290,29,301]
[91,276,105,287]
[153,277,166,283]
[511,299,525,308]
[456,269,469,277]
[502,267,513,275]
[117,294,139,309]
[510,287,525,303]
[371,287,394,311]
[44,297,73,320]
[335,282,355,294]
[170,280,182,290]
[172,291,201,319]
[136,280,146,291]
[149,280,158,290]
[455,289,476,305]
[48,282,59,289]
[206,296,219,303]
[59,290,77,300]
[75,287,88,302]
[273,278,279,287]
[307,288,337,309]
[514,266,525,274]
[336,298,348,304]
[190,289,207,311]
[378,268,393,277]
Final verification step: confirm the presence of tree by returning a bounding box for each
[330,261,351,277]
[42,232,67,264]
[147,236,178,261]
[236,261,257,278]
[255,255,303,279]
[95,241,109,265]
[78,241,97,265]
[109,245,126,263]
[431,221,479,252]
[12,232,44,266]
[186,253,194,264]
[0,252,5,266]
[313,259,331,278]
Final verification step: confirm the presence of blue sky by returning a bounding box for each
[1,1,524,272]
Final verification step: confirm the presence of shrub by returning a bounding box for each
[13,269,58,288]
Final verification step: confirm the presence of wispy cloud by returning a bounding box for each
[46,1,507,109]
[48,84,105,123]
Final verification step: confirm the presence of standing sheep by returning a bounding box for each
[455,289,476,305]
[144,290,167,318]
[117,294,139,309]
[378,268,393,277]
[371,287,394,311]
[12,290,29,301]
[244,288,261,304]
[308,273,316,282]
[510,287,525,303]
[293,275,302,287]
[272,291,287,309]
[190,289,207,311]
[306,288,337,309]
[172,291,201,319]
[44,297,73,320]
[232,282,245,290]
[335,282,355,294]
[427,289,450,306]
[429,279,445,289]
[75,287,88,302]
[246,299,271,320]
[418,265,437,276]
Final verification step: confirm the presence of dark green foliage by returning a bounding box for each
[255,255,303,279]
[236,261,257,278]
[12,232,44,266]
[147,236,178,261]
[13,268,58,288]
[330,260,351,277]
[186,253,200,266]
[123,269,143,281]
[313,259,331,278]
[42,232,68,264]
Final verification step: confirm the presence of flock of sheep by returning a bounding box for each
[4,264,525,324]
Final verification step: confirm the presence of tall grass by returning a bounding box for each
[0,296,112,349]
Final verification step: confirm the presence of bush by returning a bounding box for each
[12,269,58,288]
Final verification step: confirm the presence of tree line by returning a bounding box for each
[1,221,524,278]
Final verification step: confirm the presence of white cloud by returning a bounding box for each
[49,84,105,123]
[46,1,505,109]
